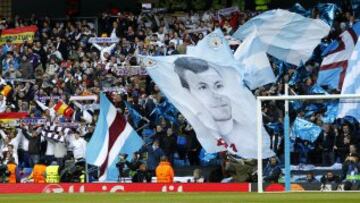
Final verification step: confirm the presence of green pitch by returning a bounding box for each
[0,192,360,203]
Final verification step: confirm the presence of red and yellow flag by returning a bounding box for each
[0,25,38,45]
[0,112,29,126]
[53,101,74,118]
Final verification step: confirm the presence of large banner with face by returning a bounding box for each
[145,30,274,159]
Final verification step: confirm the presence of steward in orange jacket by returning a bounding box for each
[7,159,17,183]
[28,160,47,183]
[155,156,174,183]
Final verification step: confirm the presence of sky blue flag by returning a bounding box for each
[233,29,276,89]
[290,3,339,26]
[269,55,295,82]
[288,64,310,86]
[352,0,360,18]
[322,101,339,124]
[124,101,142,128]
[304,103,323,118]
[289,3,310,17]
[266,122,283,134]
[150,98,178,125]
[310,84,328,94]
[233,9,330,66]
[316,3,339,27]
[290,100,303,111]
[291,117,322,143]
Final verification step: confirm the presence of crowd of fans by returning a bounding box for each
[0,5,359,188]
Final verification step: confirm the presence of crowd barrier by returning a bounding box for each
[0,183,352,193]
[0,183,250,194]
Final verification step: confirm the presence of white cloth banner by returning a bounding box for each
[146,30,274,159]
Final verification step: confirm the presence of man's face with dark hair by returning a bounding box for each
[183,66,232,122]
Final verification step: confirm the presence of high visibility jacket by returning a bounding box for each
[7,163,17,183]
[80,172,85,183]
[46,165,60,183]
[29,164,46,183]
[156,161,174,183]
[346,174,360,181]
[255,0,269,11]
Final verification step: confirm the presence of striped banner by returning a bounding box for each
[317,22,360,90]
[86,93,143,181]
[0,25,38,45]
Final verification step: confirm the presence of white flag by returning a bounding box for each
[145,30,274,159]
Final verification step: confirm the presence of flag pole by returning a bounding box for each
[284,83,291,192]
[256,97,263,193]
[85,161,89,183]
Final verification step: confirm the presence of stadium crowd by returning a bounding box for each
[0,5,359,189]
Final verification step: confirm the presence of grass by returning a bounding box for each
[1,192,360,203]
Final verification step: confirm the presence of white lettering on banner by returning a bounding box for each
[42,184,64,193]
[42,184,125,193]
[109,185,125,193]
[42,184,85,193]
[161,185,183,193]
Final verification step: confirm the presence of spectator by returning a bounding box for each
[263,157,282,183]
[191,168,205,183]
[139,140,164,174]
[22,127,42,167]
[341,146,360,190]
[305,172,319,184]
[132,163,152,183]
[320,171,341,191]
[317,124,335,166]
[69,133,87,161]
[156,156,174,183]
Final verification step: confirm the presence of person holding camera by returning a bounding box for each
[116,153,129,182]
[132,163,152,183]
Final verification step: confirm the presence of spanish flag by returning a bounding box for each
[0,25,38,45]
[0,112,29,126]
[0,85,12,97]
[53,101,74,118]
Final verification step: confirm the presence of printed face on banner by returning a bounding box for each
[175,58,232,122]
[146,30,274,159]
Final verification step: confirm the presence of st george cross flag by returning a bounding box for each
[337,38,360,120]
[317,22,360,90]
[86,94,143,181]
[145,29,275,159]
[233,9,330,66]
